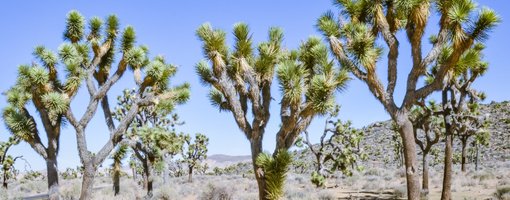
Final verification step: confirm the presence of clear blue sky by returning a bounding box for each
[1,1,508,171]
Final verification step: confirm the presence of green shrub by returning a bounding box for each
[310,171,325,188]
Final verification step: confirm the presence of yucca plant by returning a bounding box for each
[196,23,349,200]
[256,151,292,200]
[316,0,499,199]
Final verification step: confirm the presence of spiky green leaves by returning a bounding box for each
[317,11,340,38]
[42,92,69,116]
[277,60,307,106]
[88,17,102,43]
[105,15,119,40]
[469,8,500,42]
[196,23,228,59]
[342,23,382,72]
[256,150,292,200]
[125,47,148,70]
[121,26,136,52]
[208,88,229,112]
[5,87,32,109]
[34,46,58,69]
[448,0,476,24]
[59,43,83,68]
[64,10,85,43]
[2,106,37,142]
[233,23,253,59]
[196,61,214,85]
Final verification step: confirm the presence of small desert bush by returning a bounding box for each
[199,183,233,200]
[152,185,178,200]
[392,185,407,198]
[60,180,81,200]
[494,186,510,200]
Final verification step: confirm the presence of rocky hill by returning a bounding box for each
[212,101,510,174]
[358,100,509,169]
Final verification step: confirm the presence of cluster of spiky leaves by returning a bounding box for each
[112,88,188,166]
[256,150,292,200]
[181,133,209,171]
[196,23,350,165]
[316,0,499,110]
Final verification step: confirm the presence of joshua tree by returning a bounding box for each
[0,136,21,189]
[471,128,490,171]
[27,11,193,199]
[456,102,488,172]
[110,144,128,196]
[113,88,187,197]
[196,23,349,199]
[410,101,442,196]
[426,40,489,198]
[317,1,499,198]
[181,133,209,182]
[2,12,87,198]
[302,105,366,187]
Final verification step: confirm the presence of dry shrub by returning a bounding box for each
[494,186,510,200]
[199,183,233,200]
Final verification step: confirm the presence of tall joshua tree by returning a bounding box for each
[2,11,95,199]
[410,101,442,196]
[431,42,490,199]
[196,23,349,199]
[317,1,499,199]
[113,89,187,197]
[30,11,192,200]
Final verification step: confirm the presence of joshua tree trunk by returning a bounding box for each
[250,137,268,200]
[461,138,467,172]
[142,157,154,197]
[188,166,193,183]
[2,172,6,189]
[163,155,170,184]
[441,133,453,200]
[475,143,480,171]
[46,155,60,200]
[397,116,421,200]
[113,162,120,196]
[441,89,454,200]
[422,153,429,196]
[79,164,96,200]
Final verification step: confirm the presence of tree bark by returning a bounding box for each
[113,162,120,196]
[250,138,268,200]
[2,171,7,189]
[461,138,467,172]
[188,166,193,182]
[79,164,96,200]
[397,115,421,200]
[46,156,60,200]
[441,133,453,200]
[475,143,479,171]
[422,153,429,197]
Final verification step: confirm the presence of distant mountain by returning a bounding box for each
[205,154,251,168]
